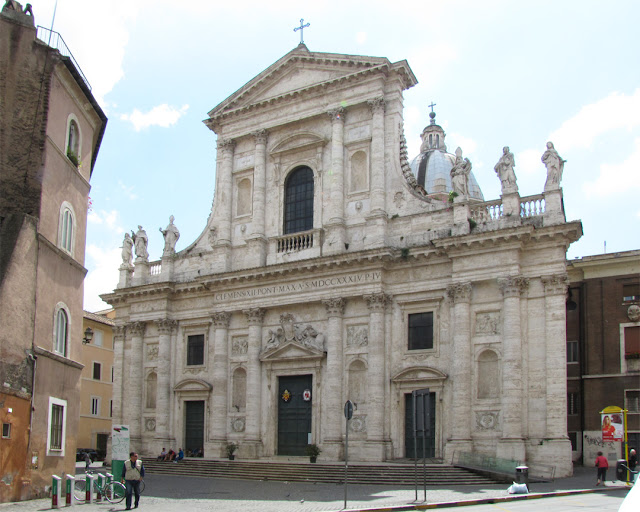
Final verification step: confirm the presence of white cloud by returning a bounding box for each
[448,133,478,156]
[120,104,189,131]
[117,180,138,201]
[583,137,640,198]
[356,32,367,44]
[88,209,124,234]
[515,148,542,176]
[549,89,640,151]
[83,245,121,312]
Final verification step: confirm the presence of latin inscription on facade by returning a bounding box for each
[214,271,382,302]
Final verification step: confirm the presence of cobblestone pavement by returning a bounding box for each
[0,466,632,512]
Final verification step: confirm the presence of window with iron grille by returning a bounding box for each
[2,423,10,439]
[187,335,205,366]
[91,397,100,416]
[568,392,580,415]
[408,312,434,350]
[284,167,314,235]
[50,404,64,450]
[625,390,640,413]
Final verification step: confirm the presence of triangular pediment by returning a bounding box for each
[206,46,416,122]
[391,366,448,383]
[260,340,325,362]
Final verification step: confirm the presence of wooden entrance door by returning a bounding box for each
[277,375,312,455]
[184,400,204,454]
[404,392,436,458]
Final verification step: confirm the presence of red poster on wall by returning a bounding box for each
[601,413,623,441]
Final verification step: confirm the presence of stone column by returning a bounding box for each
[155,319,177,444]
[111,325,126,424]
[324,108,346,254]
[444,283,473,460]
[364,293,390,460]
[321,298,346,459]
[497,276,528,461]
[541,273,572,477]
[243,308,265,458]
[216,139,235,270]
[128,321,146,448]
[211,311,231,454]
[368,97,386,215]
[247,130,268,267]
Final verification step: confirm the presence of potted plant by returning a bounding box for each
[305,443,321,463]
[226,442,238,460]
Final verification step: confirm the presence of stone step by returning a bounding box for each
[144,459,499,486]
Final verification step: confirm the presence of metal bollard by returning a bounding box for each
[85,473,95,503]
[95,474,103,502]
[52,475,61,508]
[65,475,75,507]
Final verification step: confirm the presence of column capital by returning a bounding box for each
[155,318,177,334]
[498,276,529,298]
[323,298,346,317]
[541,273,569,295]
[212,311,231,328]
[128,321,146,336]
[367,97,386,114]
[113,325,126,340]
[364,293,391,311]
[327,107,345,123]
[252,129,268,145]
[243,308,265,326]
[217,138,236,153]
[447,282,472,303]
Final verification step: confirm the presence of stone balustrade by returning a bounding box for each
[276,229,321,254]
[149,262,162,275]
[470,199,503,222]
[520,194,545,217]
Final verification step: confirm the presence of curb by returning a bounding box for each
[339,486,629,512]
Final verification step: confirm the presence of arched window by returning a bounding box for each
[477,350,500,399]
[284,166,314,234]
[146,372,157,409]
[54,307,68,356]
[58,202,75,254]
[436,134,440,148]
[428,134,433,147]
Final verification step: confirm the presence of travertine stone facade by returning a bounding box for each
[103,44,581,477]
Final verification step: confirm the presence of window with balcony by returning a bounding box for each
[284,166,313,235]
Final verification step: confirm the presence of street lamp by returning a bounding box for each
[82,327,94,345]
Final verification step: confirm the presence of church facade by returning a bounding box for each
[103,44,581,477]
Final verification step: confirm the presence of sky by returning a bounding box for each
[31,0,640,312]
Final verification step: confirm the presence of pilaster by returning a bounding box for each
[211,311,231,454]
[324,108,346,254]
[154,319,177,444]
[127,321,146,449]
[243,308,265,457]
[216,139,235,270]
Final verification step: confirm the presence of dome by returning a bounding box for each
[409,110,484,201]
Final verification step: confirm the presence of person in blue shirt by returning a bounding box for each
[175,448,184,462]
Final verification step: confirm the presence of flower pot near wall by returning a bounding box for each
[228,455,235,461]
[310,456,317,463]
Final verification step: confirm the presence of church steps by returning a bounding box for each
[143,460,498,485]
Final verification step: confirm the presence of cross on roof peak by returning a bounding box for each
[294,18,310,45]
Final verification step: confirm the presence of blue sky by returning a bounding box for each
[34,1,640,312]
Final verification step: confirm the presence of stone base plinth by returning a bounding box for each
[320,439,343,460]
[496,438,526,463]
[323,222,346,255]
[527,437,573,478]
[443,439,473,464]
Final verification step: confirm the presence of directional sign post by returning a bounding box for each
[344,400,354,509]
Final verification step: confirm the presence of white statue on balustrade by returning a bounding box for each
[160,215,180,257]
[450,147,471,198]
[542,141,565,191]
[132,225,149,262]
[120,232,134,267]
[494,146,518,195]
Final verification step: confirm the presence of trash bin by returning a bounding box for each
[616,459,627,481]
[515,465,529,485]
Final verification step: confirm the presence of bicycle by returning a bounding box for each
[73,471,126,503]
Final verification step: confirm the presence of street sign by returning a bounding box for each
[344,400,354,420]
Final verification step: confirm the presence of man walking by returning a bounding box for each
[122,452,145,509]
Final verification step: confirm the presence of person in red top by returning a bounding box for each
[595,451,609,486]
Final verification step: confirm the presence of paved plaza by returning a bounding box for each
[0,466,633,512]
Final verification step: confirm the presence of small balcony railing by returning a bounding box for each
[36,26,92,91]
[276,229,320,254]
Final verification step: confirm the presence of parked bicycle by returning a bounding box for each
[73,470,126,503]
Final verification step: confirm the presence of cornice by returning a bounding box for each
[34,346,84,370]
[37,234,88,275]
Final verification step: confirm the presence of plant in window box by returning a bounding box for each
[305,443,321,463]
[66,149,80,167]
[226,442,238,460]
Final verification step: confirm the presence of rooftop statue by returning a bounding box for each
[450,147,471,198]
[132,225,149,262]
[160,215,180,257]
[542,141,565,191]
[494,146,518,195]
[120,232,134,267]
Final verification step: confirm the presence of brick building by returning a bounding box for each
[0,2,106,501]
[566,250,640,466]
